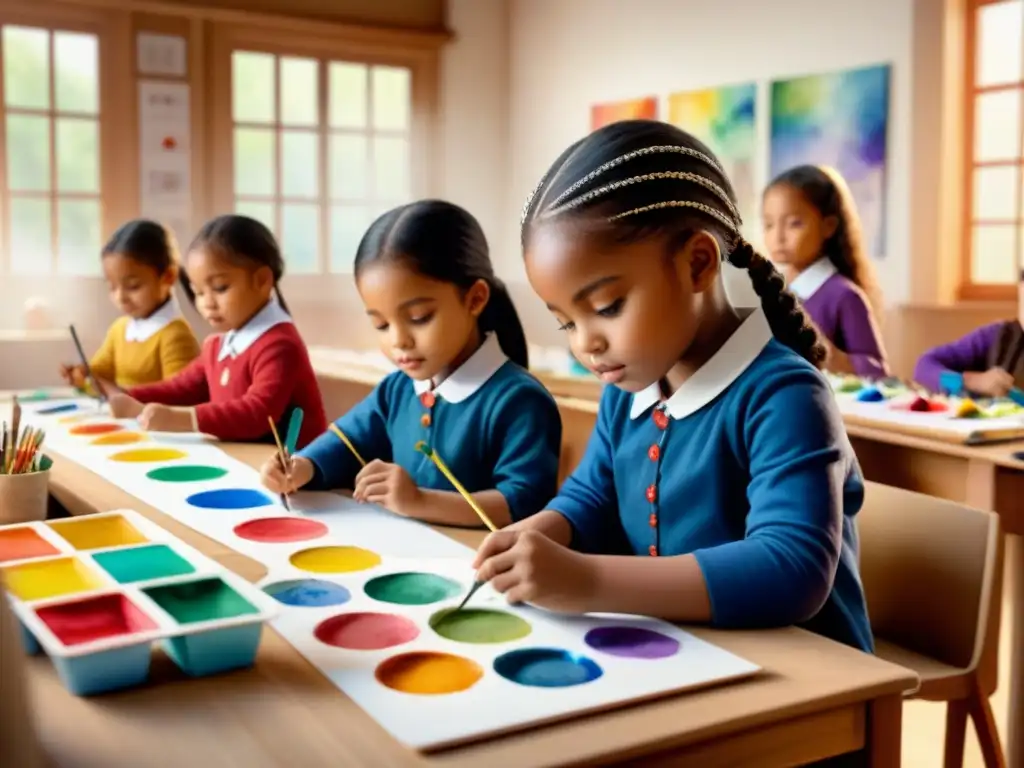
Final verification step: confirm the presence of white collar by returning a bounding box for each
[787,258,838,301]
[124,300,179,343]
[218,298,292,361]
[630,308,772,421]
[413,333,508,403]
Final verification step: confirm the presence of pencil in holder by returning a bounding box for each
[0,456,53,525]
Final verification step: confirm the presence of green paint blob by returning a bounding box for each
[147,465,229,483]
[364,572,462,606]
[144,577,258,624]
[429,608,532,644]
[93,544,196,584]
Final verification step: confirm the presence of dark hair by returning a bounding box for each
[766,164,883,318]
[521,120,824,367]
[353,200,529,369]
[102,219,178,274]
[182,215,289,314]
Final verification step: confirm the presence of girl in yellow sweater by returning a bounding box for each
[61,220,200,390]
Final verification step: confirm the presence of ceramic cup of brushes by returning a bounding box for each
[1,400,51,524]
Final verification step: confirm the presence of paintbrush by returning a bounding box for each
[267,416,292,512]
[329,424,366,467]
[69,324,107,405]
[414,441,497,613]
[10,396,21,464]
[285,408,304,456]
[0,420,7,474]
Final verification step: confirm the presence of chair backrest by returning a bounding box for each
[857,481,1002,687]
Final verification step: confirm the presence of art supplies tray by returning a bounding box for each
[0,509,278,695]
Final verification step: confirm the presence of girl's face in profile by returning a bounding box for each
[185,248,274,332]
[762,184,836,273]
[102,253,175,320]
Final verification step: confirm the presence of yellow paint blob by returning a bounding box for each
[58,414,91,424]
[48,515,148,551]
[375,652,483,695]
[109,448,187,463]
[91,432,147,446]
[290,545,381,574]
[955,399,981,419]
[1,557,105,601]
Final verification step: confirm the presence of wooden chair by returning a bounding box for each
[857,481,1005,768]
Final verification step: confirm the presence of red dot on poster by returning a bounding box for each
[162,136,176,150]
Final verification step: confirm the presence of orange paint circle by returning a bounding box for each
[70,423,124,436]
[109,448,187,463]
[375,652,483,695]
[91,432,146,446]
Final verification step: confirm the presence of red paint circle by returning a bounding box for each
[314,612,419,650]
[69,423,124,436]
[233,517,328,543]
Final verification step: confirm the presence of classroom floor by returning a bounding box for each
[901,564,1015,766]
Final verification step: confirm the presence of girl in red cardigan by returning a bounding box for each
[109,215,327,449]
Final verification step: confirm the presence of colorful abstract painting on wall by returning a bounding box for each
[668,83,757,236]
[770,64,891,258]
[590,97,658,130]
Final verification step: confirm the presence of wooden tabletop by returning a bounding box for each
[19,442,918,767]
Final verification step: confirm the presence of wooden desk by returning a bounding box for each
[21,443,916,767]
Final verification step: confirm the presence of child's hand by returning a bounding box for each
[964,367,1015,398]
[60,364,85,388]
[261,455,314,495]
[353,459,422,515]
[137,404,193,433]
[109,393,144,419]
[473,529,595,612]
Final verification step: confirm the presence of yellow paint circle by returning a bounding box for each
[109,448,187,463]
[290,546,381,574]
[59,414,91,424]
[91,432,147,446]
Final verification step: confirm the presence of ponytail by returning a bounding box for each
[480,279,529,369]
[274,286,290,315]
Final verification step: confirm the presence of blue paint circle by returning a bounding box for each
[185,488,273,510]
[1013,451,1024,462]
[855,386,885,402]
[37,403,79,415]
[264,579,351,607]
[493,647,603,688]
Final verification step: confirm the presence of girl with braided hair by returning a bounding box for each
[473,120,873,653]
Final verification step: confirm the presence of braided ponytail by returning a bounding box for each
[727,240,826,367]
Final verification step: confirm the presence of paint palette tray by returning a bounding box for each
[0,509,278,695]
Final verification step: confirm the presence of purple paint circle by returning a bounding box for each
[583,626,680,659]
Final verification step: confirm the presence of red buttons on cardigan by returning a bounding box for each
[652,409,669,430]
[419,392,436,408]
[648,513,657,528]
[648,444,660,462]
[420,413,432,428]
[648,545,658,557]
[645,485,657,503]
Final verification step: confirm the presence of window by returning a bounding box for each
[1,23,101,275]
[964,0,1024,295]
[230,51,412,274]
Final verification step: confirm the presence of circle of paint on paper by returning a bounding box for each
[109,448,187,463]
[185,488,273,510]
[429,608,531,644]
[583,626,680,659]
[314,612,419,650]
[264,579,351,607]
[364,572,461,606]
[37,403,79,415]
[1014,451,1024,463]
[375,651,484,695]
[69,423,123,436]
[493,647,603,688]
[290,546,381,574]
[58,414,91,424]
[91,431,146,446]
[147,465,228,483]
[233,517,328,543]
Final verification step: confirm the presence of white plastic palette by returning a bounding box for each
[18,397,762,750]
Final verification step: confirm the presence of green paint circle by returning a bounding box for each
[146,465,229,483]
[364,572,462,606]
[429,608,532,644]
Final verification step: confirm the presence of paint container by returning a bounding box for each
[0,455,53,525]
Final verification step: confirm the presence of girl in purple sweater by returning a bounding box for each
[763,165,890,379]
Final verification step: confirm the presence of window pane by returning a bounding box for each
[234,127,275,196]
[975,90,1022,161]
[9,197,51,274]
[372,66,410,131]
[974,165,1018,220]
[977,1,1024,87]
[280,57,318,127]
[235,200,276,232]
[58,198,101,275]
[329,62,367,128]
[232,51,275,123]
[281,130,318,198]
[331,205,370,272]
[281,204,319,273]
[373,136,410,200]
[6,114,50,191]
[54,32,98,114]
[3,26,49,110]
[971,225,1018,283]
[330,134,368,199]
[56,118,98,192]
